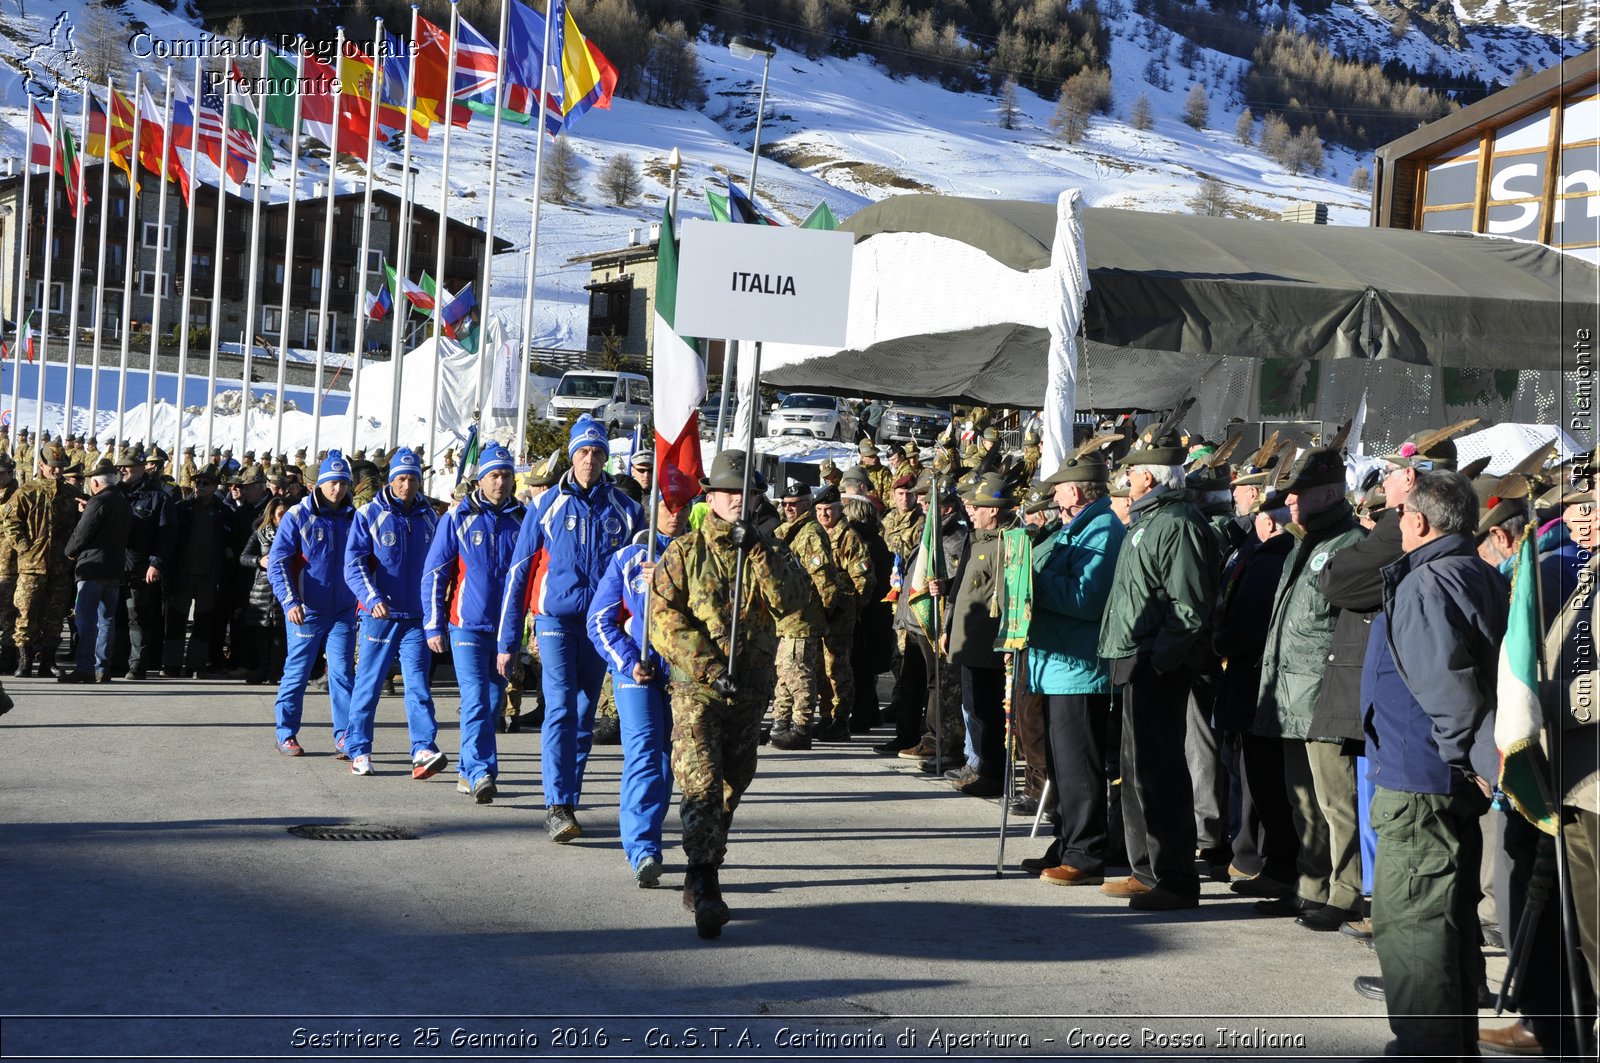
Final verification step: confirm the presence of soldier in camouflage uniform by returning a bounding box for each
[874,471,928,754]
[0,453,20,674]
[855,439,894,500]
[16,430,33,483]
[178,447,197,498]
[85,438,101,469]
[894,474,968,767]
[813,484,870,741]
[767,481,838,750]
[1,443,82,676]
[650,449,812,938]
[0,427,10,458]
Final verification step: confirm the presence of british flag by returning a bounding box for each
[452,13,500,114]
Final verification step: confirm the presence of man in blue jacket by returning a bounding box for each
[1363,470,1508,1058]
[425,443,525,803]
[1021,449,1125,885]
[497,416,642,842]
[587,496,688,888]
[268,451,358,757]
[343,447,443,779]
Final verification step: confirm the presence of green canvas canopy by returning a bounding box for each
[764,195,1598,409]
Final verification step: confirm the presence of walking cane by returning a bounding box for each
[995,646,1018,875]
[1031,777,1051,838]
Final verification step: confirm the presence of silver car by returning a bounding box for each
[766,393,857,441]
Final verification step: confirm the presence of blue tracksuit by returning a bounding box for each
[498,472,641,809]
[587,537,673,871]
[423,489,527,786]
[343,487,440,760]
[269,492,358,747]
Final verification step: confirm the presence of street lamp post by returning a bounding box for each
[718,35,777,451]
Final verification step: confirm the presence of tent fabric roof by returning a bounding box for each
[827,196,1597,372]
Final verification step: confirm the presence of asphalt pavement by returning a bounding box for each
[0,670,1514,1061]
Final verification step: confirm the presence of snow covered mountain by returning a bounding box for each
[0,0,1589,353]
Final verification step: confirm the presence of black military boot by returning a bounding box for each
[682,865,730,939]
[13,650,31,679]
[34,651,55,679]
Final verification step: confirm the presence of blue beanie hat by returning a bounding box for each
[388,447,423,482]
[567,415,609,459]
[318,450,352,486]
[476,442,514,478]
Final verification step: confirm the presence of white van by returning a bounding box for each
[544,370,652,428]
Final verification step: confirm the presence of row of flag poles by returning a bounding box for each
[5,0,617,463]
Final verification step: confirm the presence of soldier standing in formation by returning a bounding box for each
[0,443,81,677]
[650,450,813,938]
[767,481,837,750]
[0,454,19,674]
[813,484,871,740]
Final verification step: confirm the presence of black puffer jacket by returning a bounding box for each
[1311,509,1403,743]
[240,521,283,627]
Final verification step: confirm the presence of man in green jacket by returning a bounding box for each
[1097,424,1218,910]
[1253,445,1366,932]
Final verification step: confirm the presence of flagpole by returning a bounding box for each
[426,1,461,466]
[114,72,144,451]
[513,210,534,458]
[60,83,91,442]
[347,16,386,454]
[172,55,204,462]
[310,25,347,462]
[238,46,272,458]
[512,0,557,461]
[473,0,512,427]
[87,77,117,443]
[145,71,176,448]
[33,91,61,447]
[386,5,422,453]
[202,74,233,458]
[9,102,35,444]
[272,38,306,459]
[637,158,680,671]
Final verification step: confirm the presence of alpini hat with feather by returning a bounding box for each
[1381,418,1480,471]
[1476,442,1559,535]
[526,449,563,488]
[1116,398,1194,468]
[1045,431,1120,485]
[1231,430,1293,487]
[1186,432,1244,492]
[1280,420,1354,492]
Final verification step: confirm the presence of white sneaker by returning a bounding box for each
[456,776,472,795]
[350,754,374,776]
[411,748,448,780]
[635,855,663,889]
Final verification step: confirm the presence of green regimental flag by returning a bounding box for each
[907,496,946,642]
[1494,526,1558,835]
[993,527,1033,651]
[706,189,730,222]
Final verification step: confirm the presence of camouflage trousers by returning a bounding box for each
[14,571,74,654]
[670,691,763,868]
[769,636,819,733]
[910,631,964,755]
[818,612,856,728]
[0,574,16,650]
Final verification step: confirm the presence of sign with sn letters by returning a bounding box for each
[673,220,853,346]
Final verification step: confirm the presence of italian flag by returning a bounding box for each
[651,203,706,510]
[1495,526,1558,835]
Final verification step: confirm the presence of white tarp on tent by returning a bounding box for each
[1455,422,1583,476]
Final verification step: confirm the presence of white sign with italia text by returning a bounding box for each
[674,220,854,345]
